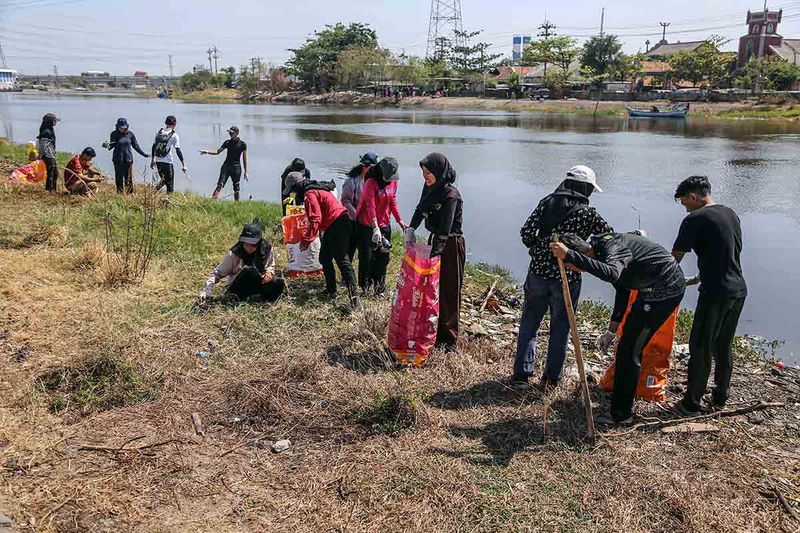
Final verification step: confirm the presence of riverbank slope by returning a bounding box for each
[0,143,798,532]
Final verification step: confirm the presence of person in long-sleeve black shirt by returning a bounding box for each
[102,117,150,194]
[406,152,465,354]
[551,231,685,423]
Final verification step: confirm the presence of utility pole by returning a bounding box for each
[600,8,605,37]
[53,64,58,88]
[659,22,670,44]
[537,20,556,81]
[168,54,174,77]
[212,46,219,75]
[206,47,213,72]
[0,43,7,69]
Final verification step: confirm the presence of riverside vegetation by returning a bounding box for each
[0,141,798,532]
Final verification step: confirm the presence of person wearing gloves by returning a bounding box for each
[36,113,59,192]
[551,231,686,424]
[280,157,311,214]
[406,152,464,355]
[283,171,360,310]
[342,152,378,259]
[513,165,613,390]
[102,117,150,194]
[199,223,285,303]
[355,157,407,294]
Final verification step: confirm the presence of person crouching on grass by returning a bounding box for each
[64,147,104,196]
[198,223,285,304]
[550,231,685,425]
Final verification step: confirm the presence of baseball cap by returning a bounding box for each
[360,152,378,165]
[282,171,306,196]
[566,165,603,193]
[227,125,239,134]
[378,157,399,181]
[238,223,262,245]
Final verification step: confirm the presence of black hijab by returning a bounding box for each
[417,152,457,213]
[537,179,594,237]
[37,113,57,143]
[365,162,389,189]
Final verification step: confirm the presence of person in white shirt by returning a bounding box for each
[151,115,187,193]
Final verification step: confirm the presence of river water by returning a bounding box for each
[2,93,799,362]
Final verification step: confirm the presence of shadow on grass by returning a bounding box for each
[325,345,396,374]
[426,379,536,410]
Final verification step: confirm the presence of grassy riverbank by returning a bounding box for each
[1,143,798,532]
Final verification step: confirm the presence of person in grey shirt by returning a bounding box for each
[341,151,378,260]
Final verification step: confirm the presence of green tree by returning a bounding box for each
[667,38,732,87]
[523,36,580,88]
[610,53,644,81]
[287,23,378,91]
[451,30,503,75]
[734,57,763,91]
[764,60,800,90]
[507,70,522,97]
[581,35,623,77]
[336,46,392,89]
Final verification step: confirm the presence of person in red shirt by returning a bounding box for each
[283,171,359,309]
[355,157,407,294]
[64,147,104,195]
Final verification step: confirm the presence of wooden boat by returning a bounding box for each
[626,104,689,118]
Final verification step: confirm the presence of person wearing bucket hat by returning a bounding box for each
[199,221,285,304]
[512,164,612,390]
[102,117,150,194]
[200,126,249,201]
[354,156,407,294]
[342,151,378,260]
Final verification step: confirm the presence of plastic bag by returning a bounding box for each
[599,290,678,402]
[388,244,441,366]
[281,206,323,278]
[27,142,39,161]
[9,160,47,184]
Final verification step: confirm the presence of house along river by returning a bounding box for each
[2,92,799,362]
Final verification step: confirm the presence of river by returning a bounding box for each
[2,93,799,363]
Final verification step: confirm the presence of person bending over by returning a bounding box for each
[64,147,104,195]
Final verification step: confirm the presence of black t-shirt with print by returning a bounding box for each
[219,138,247,167]
[673,204,747,299]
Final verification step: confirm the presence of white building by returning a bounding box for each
[0,68,18,91]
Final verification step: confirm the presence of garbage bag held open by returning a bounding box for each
[388,244,441,366]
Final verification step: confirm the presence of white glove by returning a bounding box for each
[597,330,617,351]
[404,227,416,246]
[372,226,382,244]
[198,291,208,304]
[181,164,188,173]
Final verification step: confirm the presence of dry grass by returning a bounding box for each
[0,178,798,532]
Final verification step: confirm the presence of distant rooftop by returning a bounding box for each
[770,39,800,62]
[645,41,708,57]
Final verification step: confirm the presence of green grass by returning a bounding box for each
[708,105,800,120]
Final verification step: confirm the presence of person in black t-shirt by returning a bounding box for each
[200,125,250,201]
[672,176,747,414]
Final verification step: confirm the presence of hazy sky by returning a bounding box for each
[2,0,800,75]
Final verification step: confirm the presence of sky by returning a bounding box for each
[3,0,800,75]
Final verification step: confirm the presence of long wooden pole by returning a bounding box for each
[552,234,596,441]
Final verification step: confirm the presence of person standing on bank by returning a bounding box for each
[37,113,59,192]
[672,176,747,415]
[513,166,612,389]
[200,126,249,202]
[342,152,378,260]
[405,153,464,355]
[151,115,187,193]
[102,117,150,194]
[280,158,311,213]
[355,157,407,294]
[283,171,360,310]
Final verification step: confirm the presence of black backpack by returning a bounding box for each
[153,129,174,158]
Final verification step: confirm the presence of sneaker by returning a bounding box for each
[672,400,701,417]
[614,415,636,427]
[508,375,530,390]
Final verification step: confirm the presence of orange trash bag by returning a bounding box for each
[599,290,678,402]
[9,160,47,184]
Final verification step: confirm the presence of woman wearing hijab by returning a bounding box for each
[280,158,311,214]
[355,157,407,294]
[405,153,464,355]
[37,113,59,192]
[513,165,613,389]
[102,117,150,194]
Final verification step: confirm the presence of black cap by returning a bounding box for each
[227,125,239,134]
[238,223,261,245]
[378,157,399,181]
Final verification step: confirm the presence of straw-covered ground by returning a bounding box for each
[0,142,798,532]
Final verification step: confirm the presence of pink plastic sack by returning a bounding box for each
[388,244,441,366]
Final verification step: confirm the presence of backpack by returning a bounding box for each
[153,129,174,158]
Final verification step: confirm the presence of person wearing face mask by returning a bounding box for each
[102,117,150,194]
[405,152,464,355]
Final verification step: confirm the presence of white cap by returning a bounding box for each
[566,165,602,193]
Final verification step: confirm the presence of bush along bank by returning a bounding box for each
[0,144,798,531]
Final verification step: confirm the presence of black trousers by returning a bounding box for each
[355,223,391,292]
[320,214,357,295]
[156,162,175,193]
[683,295,746,411]
[436,235,466,349]
[43,156,58,192]
[612,293,684,421]
[227,266,286,302]
[217,163,242,192]
[114,161,133,193]
[347,220,358,262]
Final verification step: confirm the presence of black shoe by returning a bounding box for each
[672,399,701,417]
[534,376,559,394]
[246,294,265,303]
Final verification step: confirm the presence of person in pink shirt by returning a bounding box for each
[355,157,408,294]
[283,171,359,309]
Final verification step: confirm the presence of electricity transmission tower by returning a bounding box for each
[426,0,466,60]
[0,43,7,69]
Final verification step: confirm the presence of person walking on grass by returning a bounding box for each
[512,165,612,390]
[200,126,249,201]
[342,151,378,260]
[64,147,104,196]
[355,157,407,294]
[405,153,464,355]
[551,232,685,425]
[283,171,360,310]
[102,117,150,194]
[150,115,187,193]
[198,222,285,304]
[671,176,747,415]
[37,113,59,192]
[280,158,310,214]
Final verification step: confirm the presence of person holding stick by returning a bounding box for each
[63,147,104,196]
[551,231,685,424]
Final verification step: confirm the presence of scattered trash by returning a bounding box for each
[662,422,720,434]
[272,439,291,453]
[207,339,219,352]
[0,514,11,527]
[196,351,210,359]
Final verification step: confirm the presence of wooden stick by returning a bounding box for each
[479,280,498,315]
[770,477,800,523]
[552,234,596,441]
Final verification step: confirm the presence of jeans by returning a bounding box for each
[513,273,581,382]
[43,156,58,192]
[319,214,357,295]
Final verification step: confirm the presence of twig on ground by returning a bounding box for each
[39,494,74,527]
[479,280,497,315]
[770,478,800,523]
